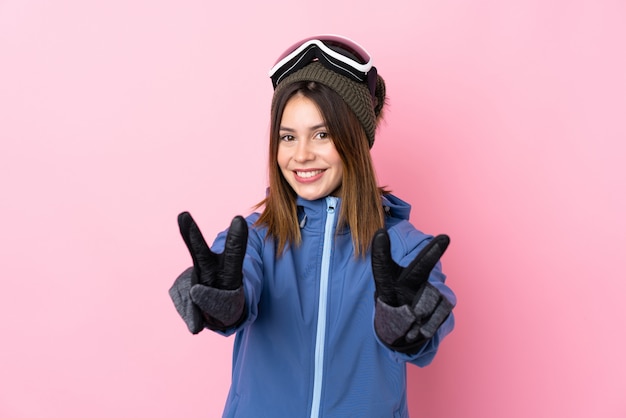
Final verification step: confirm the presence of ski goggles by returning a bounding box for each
[269,35,378,97]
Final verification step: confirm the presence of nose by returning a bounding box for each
[293,139,314,163]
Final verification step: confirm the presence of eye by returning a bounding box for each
[280,134,295,142]
[315,131,329,140]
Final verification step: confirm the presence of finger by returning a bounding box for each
[418,297,453,340]
[190,284,245,327]
[374,299,416,345]
[178,212,194,252]
[219,216,248,290]
[371,229,400,302]
[411,283,441,318]
[371,229,392,282]
[399,234,450,287]
[178,212,217,274]
[178,212,200,267]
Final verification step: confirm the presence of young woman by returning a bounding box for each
[169,35,456,418]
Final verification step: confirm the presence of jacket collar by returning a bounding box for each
[293,193,411,231]
[381,193,412,220]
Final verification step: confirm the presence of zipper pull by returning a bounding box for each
[326,196,337,213]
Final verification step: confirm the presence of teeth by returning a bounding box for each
[296,170,323,178]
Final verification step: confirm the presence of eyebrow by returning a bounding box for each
[279,123,327,132]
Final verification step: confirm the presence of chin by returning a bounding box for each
[295,189,327,201]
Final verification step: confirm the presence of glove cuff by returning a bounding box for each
[169,267,205,335]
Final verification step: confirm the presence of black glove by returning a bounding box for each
[169,212,248,334]
[371,230,454,354]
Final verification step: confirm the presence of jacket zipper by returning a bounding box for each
[310,196,337,418]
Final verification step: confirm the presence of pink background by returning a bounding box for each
[1,1,625,417]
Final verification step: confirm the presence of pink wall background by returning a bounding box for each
[1,1,625,417]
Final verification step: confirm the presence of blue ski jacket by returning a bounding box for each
[208,193,456,417]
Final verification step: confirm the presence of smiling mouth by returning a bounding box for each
[295,170,324,179]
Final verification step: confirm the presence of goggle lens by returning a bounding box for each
[269,35,375,93]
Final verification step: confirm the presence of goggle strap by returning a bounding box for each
[367,67,378,100]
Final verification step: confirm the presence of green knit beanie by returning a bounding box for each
[271,61,386,148]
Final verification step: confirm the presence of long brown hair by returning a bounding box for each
[255,81,386,257]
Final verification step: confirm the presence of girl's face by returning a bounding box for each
[277,94,343,201]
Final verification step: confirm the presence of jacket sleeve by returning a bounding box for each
[377,220,457,366]
[207,213,265,337]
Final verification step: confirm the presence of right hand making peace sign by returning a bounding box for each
[169,212,248,334]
